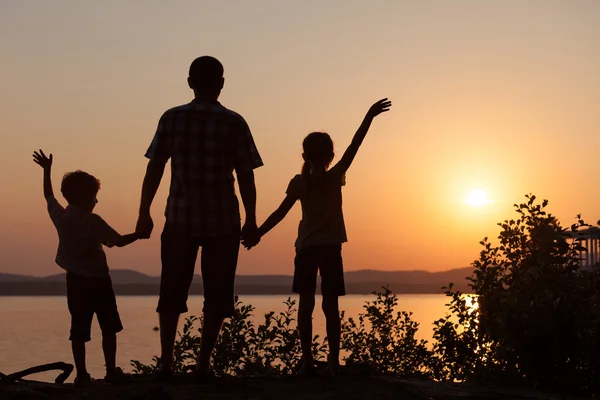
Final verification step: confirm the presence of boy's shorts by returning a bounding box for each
[66,272,123,342]
[292,243,346,296]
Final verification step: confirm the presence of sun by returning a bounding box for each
[466,189,489,207]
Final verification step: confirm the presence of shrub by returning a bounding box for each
[433,194,600,395]
[131,297,327,377]
[341,286,434,378]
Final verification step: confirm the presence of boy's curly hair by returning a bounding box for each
[61,171,100,206]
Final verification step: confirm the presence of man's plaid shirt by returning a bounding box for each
[145,100,263,237]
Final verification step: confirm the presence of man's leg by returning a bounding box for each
[158,312,180,372]
[195,234,240,374]
[102,333,117,374]
[195,310,225,373]
[299,294,316,370]
[322,295,341,369]
[157,228,199,374]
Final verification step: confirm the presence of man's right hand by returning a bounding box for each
[136,213,154,239]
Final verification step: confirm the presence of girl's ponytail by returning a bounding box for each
[301,160,311,181]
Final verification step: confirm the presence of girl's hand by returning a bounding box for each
[367,98,392,118]
[33,149,53,170]
[242,231,261,250]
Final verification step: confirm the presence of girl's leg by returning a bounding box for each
[322,295,341,369]
[298,294,316,370]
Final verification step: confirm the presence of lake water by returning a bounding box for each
[0,294,450,382]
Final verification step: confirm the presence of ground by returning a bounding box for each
[0,375,589,400]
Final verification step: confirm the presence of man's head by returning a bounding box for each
[61,170,100,211]
[188,56,224,99]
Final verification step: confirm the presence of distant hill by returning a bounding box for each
[43,269,160,284]
[0,273,41,282]
[345,268,472,284]
[0,267,473,295]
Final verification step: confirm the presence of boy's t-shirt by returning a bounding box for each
[47,197,120,278]
[286,162,347,250]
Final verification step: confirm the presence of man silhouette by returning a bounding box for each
[136,56,263,378]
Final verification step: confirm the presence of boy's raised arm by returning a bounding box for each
[337,98,392,172]
[32,149,55,199]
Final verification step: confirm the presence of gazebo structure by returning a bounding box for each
[567,227,600,270]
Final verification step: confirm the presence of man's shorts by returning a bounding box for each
[292,243,346,296]
[157,227,240,318]
[66,272,123,342]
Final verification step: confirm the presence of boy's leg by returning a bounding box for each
[322,295,341,368]
[102,331,132,382]
[66,272,94,379]
[94,275,124,377]
[71,340,88,378]
[195,234,239,374]
[298,294,316,369]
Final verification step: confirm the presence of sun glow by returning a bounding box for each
[466,189,489,207]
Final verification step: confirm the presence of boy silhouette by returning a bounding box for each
[33,150,143,385]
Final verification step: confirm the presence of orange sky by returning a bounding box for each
[1,1,599,276]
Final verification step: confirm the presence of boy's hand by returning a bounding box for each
[366,98,392,118]
[135,231,150,240]
[33,150,53,170]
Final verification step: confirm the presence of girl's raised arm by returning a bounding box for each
[336,98,392,172]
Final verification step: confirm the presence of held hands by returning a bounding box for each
[242,231,261,250]
[366,98,392,118]
[33,149,53,170]
[135,213,153,239]
[241,220,261,250]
